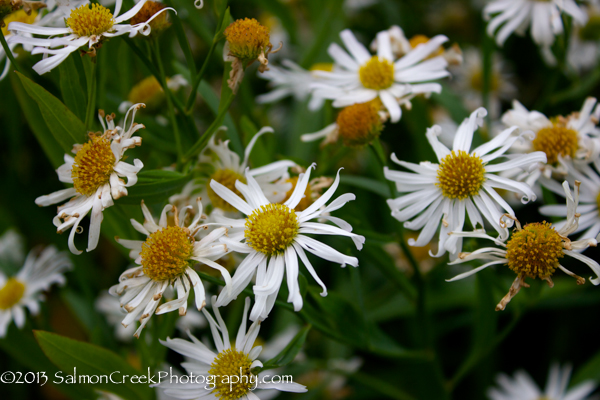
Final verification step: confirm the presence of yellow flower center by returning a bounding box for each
[224,18,270,62]
[66,4,114,38]
[336,100,383,147]
[2,10,37,37]
[128,76,164,109]
[359,56,395,90]
[208,348,254,400]
[140,226,194,281]
[130,0,170,35]
[208,169,247,213]
[506,222,564,279]
[245,204,299,256]
[469,69,500,92]
[532,123,578,165]
[281,176,312,212]
[71,135,116,196]
[436,150,486,199]
[310,62,334,72]
[409,34,444,58]
[0,278,25,310]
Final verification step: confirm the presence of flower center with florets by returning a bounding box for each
[281,176,312,212]
[208,169,247,213]
[359,56,395,90]
[224,18,270,62]
[130,0,170,35]
[336,100,383,147]
[209,348,254,400]
[71,135,116,196]
[2,9,37,36]
[66,4,114,38]
[533,123,578,165]
[436,150,486,199]
[245,204,299,256]
[506,222,564,279]
[0,278,25,310]
[140,226,194,281]
[128,76,164,109]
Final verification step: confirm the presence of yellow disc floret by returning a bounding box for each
[2,9,37,36]
[128,76,164,110]
[224,18,270,62]
[140,226,194,281]
[336,100,383,147]
[130,0,170,36]
[409,34,444,58]
[66,4,114,38]
[281,176,312,212]
[71,134,116,196]
[0,278,25,310]
[532,123,579,165]
[209,348,254,400]
[436,150,486,199]
[208,169,247,213]
[359,56,395,90]
[505,222,564,280]
[245,204,299,256]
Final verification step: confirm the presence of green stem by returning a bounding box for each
[0,29,21,75]
[84,58,97,131]
[185,38,219,114]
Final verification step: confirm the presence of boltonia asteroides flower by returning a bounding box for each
[448,181,600,311]
[35,104,145,255]
[109,199,230,338]
[384,107,546,259]
[210,165,365,321]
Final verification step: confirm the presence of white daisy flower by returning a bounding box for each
[311,29,450,123]
[209,164,365,321]
[487,363,596,400]
[7,0,171,74]
[567,1,600,74]
[539,159,600,241]
[109,198,230,338]
[448,181,600,311]
[484,0,588,65]
[0,237,71,337]
[501,97,600,186]
[155,297,307,400]
[35,104,145,255]
[384,107,546,259]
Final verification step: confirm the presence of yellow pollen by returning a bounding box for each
[128,76,164,109]
[2,10,37,37]
[130,0,170,35]
[436,150,486,199]
[224,18,270,62]
[409,34,444,58]
[506,222,563,280]
[140,226,194,281]
[0,278,25,310]
[336,99,383,147]
[66,4,114,38]
[310,62,334,72]
[208,169,247,213]
[532,123,578,165]
[208,348,254,400]
[71,134,116,196]
[281,176,312,212]
[359,56,395,90]
[245,204,299,256]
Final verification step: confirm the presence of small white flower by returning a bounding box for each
[155,297,307,400]
[210,164,365,321]
[448,181,600,311]
[311,29,450,122]
[567,1,600,74]
[384,107,546,259]
[109,199,230,338]
[0,231,72,337]
[487,363,596,400]
[484,0,588,64]
[35,104,145,255]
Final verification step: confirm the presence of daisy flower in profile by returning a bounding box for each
[0,232,72,337]
[384,107,546,259]
[448,181,600,311]
[210,164,365,321]
[484,0,588,64]
[311,29,450,122]
[487,363,596,400]
[7,0,171,74]
[501,97,600,185]
[35,104,145,255]
[109,199,230,338]
[155,297,307,400]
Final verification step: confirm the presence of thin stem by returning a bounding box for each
[185,38,219,114]
[84,58,97,131]
[0,29,21,74]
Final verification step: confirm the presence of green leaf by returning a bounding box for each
[341,175,389,198]
[118,170,190,205]
[16,71,86,153]
[573,348,600,385]
[34,330,153,400]
[58,55,86,122]
[260,325,311,371]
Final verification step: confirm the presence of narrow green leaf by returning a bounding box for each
[340,175,389,198]
[260,325,311,371]
[572,349,600,385]
[34,330,153,400]
[118,170,190,205]
[16,71,86,152]
[58,55,86,122]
